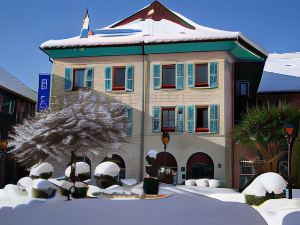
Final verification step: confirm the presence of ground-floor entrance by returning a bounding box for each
[186,152,214,179]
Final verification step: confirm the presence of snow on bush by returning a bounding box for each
[120,179,137,186]
[17,177,33,193]
[147,150,158,159]
[65,162,90,177]
[29,163,53,179]
[185,179,196,186]
[87,185,103,197]
[94,162,120,177]
[243,172,286,196]
[32,179,56,199]
[196,179,209,187]
[208,179,224,188]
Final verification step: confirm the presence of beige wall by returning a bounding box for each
[50,51,235,186]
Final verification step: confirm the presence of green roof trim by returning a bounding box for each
[44,41,265,61]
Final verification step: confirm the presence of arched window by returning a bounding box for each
[186,152,214,179]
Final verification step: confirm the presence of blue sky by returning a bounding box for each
[0,0,299,91]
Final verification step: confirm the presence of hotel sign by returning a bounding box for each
[37,73,51,112]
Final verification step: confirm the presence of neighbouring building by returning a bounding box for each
[40,1,267,186]
[0,66,37,188]
[235,53,300,188]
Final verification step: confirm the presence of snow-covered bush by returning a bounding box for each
[120,179,137,186]
[208,179,224,188]
[242,172,287,205]
[32,179,56,199]
[72,182,88,198]
[65,162,91,181]
[94,162,120,188]
[196,179,209,187]
[17,177,33,193]
[48,179,73,197]
[185,179,196,186]
[29,163,53,179]
[94,162,120,177]
[147,150,158,159]
[87,185,103,197]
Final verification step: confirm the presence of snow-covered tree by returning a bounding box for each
[8,90,128,169]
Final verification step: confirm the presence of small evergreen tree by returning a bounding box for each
[234,102,299,173]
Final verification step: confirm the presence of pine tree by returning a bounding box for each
[8,90,128,169]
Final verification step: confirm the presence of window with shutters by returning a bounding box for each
[73,69,85,90]
[162,64,176,89]
[196,107,209,132]
[113,67,126,90]
[195,64,209,87]
[161,107,176,132]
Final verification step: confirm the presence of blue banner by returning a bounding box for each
[37,73,51,112]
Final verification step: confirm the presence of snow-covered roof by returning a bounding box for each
[40,1,266,57]
[258,52,300,93]
[0,66,37,102]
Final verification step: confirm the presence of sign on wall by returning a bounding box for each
[37,73,51,112]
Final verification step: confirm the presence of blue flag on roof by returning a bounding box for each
[37,73,51,112]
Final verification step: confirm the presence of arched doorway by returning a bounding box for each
[186,152,214,179]
[102,154,126,179]
[156,152,178,184]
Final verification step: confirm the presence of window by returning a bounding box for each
[73,69,85,90]
[161,107,175,131]
[162,65,176,88]
[113,67,126,90]
[196,107,209,132]
[237,81,250,96]
[195,64,209,87]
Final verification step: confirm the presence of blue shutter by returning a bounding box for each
[125,65,134,92]
[126,107,133,136]
[210,104,219,134]
[85,67,94,89]
[153,64,161,90]
[187,63,195,88]
[176,105,185,132]
[176,63,184,89]
[209,62,218,88]
[64,67,72,91]
[187,105,195,133]
[152,106,161,133]
[105,66,112,92]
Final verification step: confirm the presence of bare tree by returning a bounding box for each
[8,90,128,169]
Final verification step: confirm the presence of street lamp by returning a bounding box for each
[161,131,170,152]
[283,122,298,199]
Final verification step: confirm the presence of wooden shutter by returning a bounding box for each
[210,104,219,134]
[152,106,161,133]
[176,63,184,89]
[125,65,134,92]
[85,67,94,89]
[153,64,161,90]
[209,62,218,88]
[127,107,133,136]
[176,105,185,132]
[187,63,195,88]
[187,105,195,133]
[64,67,72,91]
[104,66,112,92]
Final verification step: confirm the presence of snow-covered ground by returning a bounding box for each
[2,182,300,225]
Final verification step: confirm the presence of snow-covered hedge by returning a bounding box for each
[29,163,54,179]
[208,179,224,188]
[185,179,196,186]
[243,172,287,205]
[243,172,286,196]
[196,179,209,187]
[94,162,120,177]
[72,182,88,198]
[32,179,56,199]
[17,177,33,193]
[65,162,91,181]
